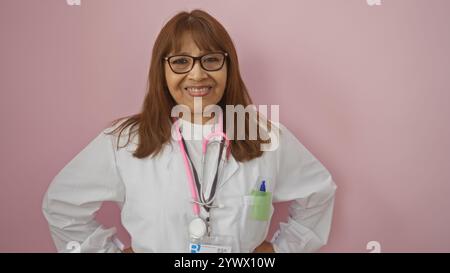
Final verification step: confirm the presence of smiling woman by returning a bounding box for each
[164,35,228,120]
[108,10,268,161]
[108,9,267,162]
[42,9,337,253]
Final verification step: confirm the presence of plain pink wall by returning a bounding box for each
[1,0,449,252]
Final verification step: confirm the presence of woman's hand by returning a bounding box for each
[253,241,275,253]
[122,247,134,253]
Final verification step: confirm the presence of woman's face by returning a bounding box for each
[164,33,227,120]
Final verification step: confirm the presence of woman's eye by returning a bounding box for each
[172,58,189,64]
[204,57,219,63]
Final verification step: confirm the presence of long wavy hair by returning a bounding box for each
[106,9,270,162]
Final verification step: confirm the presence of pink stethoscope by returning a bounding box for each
[173,112,231,238]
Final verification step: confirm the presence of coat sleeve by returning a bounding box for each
[42,128,126,253]
[270,124,337,252]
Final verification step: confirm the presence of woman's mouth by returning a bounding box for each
[184,86,212,97]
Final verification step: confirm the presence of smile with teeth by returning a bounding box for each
[185,86,212,97]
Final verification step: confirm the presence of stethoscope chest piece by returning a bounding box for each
[189,217,207,239]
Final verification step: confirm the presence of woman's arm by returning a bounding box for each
[42,129,126,253]
[270,124,337,252]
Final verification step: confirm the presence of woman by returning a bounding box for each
[42,9,337,253]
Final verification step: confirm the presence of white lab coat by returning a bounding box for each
[42,119,337,253]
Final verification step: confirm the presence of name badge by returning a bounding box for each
[189,243,231,253]
[189,235,233,253]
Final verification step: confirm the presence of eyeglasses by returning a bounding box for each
[164,52,228,74]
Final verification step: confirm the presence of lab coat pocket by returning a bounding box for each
[239,194,274,252]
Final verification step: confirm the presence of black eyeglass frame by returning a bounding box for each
[164,52,228,74]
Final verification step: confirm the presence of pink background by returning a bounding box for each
[1,0,450,252]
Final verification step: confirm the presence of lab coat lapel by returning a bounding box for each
[218,150,239,188]
[164,137,239,189]
[164,142,180,169]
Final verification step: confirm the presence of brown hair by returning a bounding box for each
[106,9,270,162]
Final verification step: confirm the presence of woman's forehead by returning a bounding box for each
[170,31,220,55]
[170,47,219,56]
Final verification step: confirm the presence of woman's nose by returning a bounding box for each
[187,60,208,80]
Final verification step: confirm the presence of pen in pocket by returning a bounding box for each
[250,180,272,221]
